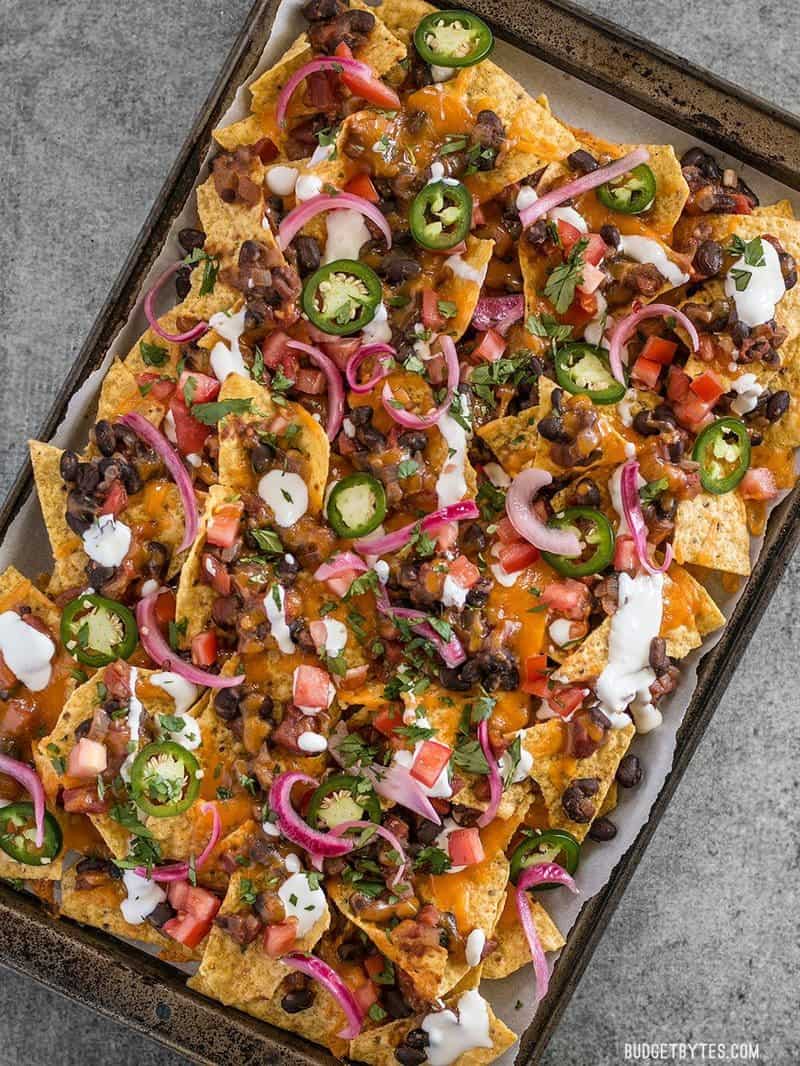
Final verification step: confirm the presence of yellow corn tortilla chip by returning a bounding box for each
[195,165,284,267]
[175,485,233,643]
[534,376,629,474]
[754,200,795,219]
[525,719,635,842]
[482,890,564,980]
[217,374,329,513]
[193,868,330,1005]
[440,237,495,340]
[673,490,751,575]
[761,337,800,448]
[97,359,165,426]
[477,407,540,477]
[349,988,517,1066]
[599,779,618,818]
[60,863,200,962]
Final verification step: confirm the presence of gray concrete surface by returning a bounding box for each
[1,1,798,1063]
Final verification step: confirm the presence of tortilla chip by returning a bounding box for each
[483,890,564,980]
[349,988,517,1066]
[477,407,540,476]
[441,237,495,340]
[673,491,751,575]
[762,337,800,448]
[754,200,795,219]
[525,719,635,841]
[195,166,284,267]
[175,485,233,642]
[59,863,200,962]
[598,780,618,818]
[97,359,165,426]
[29,440,85,596]
[194,869,330,1005]
[534,376,629,474]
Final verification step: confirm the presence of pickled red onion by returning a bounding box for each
[313,553,369,582]
[285,340,344,440]
[134,801,221,882]
[329,819,409,888]
[354,500,479,555]
[135,593,244,688]
[143,261,208,344]
[283,953,365,1038]
[516,862,578,1000]
[0,754,46,848]
[345,342,396,393]
[269,771,354,859]
[472,295,525,336]
[506,469,582,556]
[276,56,390,128]
[278,192,391,251]
[608,303,699,385]
[368,763,441,825]
[381,335,459,429]
[476,719,502,827]
[619,459,674,574]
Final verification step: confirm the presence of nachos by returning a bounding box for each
[3,1,798,1063]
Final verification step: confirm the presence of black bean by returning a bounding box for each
[294,235,321,277]
[681,147,722,182]
[466,576,492,608]
[616,752,643,789]
[384,986,413,1020]
[525,219,550,248]
[214,687,241,721]
[538,415,569,443]
[561,778,599,823]
[349,404,373,427]
[588,816,618,842]
[282,988,314,1013]
[75,462,100,494]
[649,637,668,672]
[414,818,440,846]
[59,449,79,483]
[178,227,206,254]
[119,461,142,495]
[94,420,118,457]
[779,252,797,290]
[338,940,367,963]
[397,430,427,453]
[212,595,239,628]
[572,477,601,508]
[146,900,177,929]
[694,239,723,277]
[175,265,192,301]
[85,561,116,588]
[144,541,169,580]
[250,443,274,475]
[381,255,422,284]
[766,390,790,422]
[276,554,300,584]
[599,223,621,250]
[395,1049,426,1066]
[405,1029,430,1051]
[731,321,751,347]
[477,651,519,692]
[65,491,97,536]
[567,149,599,173]
[74,719,92,741]
[257,695,275,721]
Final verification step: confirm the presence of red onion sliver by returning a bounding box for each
[516,862,578,1001]
[381,335,459,429]
[354,500,479,555]
[119,413,199,552]
[285,340,345,440]
[368,763,441,825]
[143,262,209,344]
[313,552,369,582]
[519,147,650,229]
[608,302,700,385]
[377,601,466,669]
[135,593,244,689]
[134,802,222,882]
[283,953,365,1039]
[278,192,392,252]
[0,754,46,848]
[276,56,379,127]
[270,771,355,859]
[506,469,582,557]
[330,819,409,888]
[345,342,397,394]
[471,295,525,336]
[619,459,674,574]
[476,719,502,828]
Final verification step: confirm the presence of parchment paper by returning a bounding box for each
[1,1,797,1059]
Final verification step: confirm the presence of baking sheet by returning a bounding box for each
[2,0,797,1060]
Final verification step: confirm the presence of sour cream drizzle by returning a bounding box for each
[82,514,131,568]
[278,871,327,936]
[0,612,55,691]
[265,585,295,654]
[209,306,249,382]
[323,209,371,264]
[121,870,167,924]
[619,235,689,287]
[421,989,493,1066]
[258,470,309,527]
[435,394,470,509]
[150,672,199,716]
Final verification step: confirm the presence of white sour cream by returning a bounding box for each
[150,672,199,716]
[499,730,533,784]
[596,572,664,730]
[465,928,486,967]
[0,612,55,692]
[309,142,334,167]
[435,395,471,509]
[82,514,131,568]
[278,871,327,937]
[730,372,764,416]
[361,302,392,344]
[258,470,309,527]
[421,989,493,1066]
[121,870,166,925]
[295,174,323,202]
[445,254,488,287]
[265,585,295,654]
[298,731,328,754]
[724,237,785,327]
[616,388,637,427]
[266,165,299,197]
[442,575,468,609]
[323,208,371,264]
[316,618,348,657]
[209,307,249,382]
[372,559,390,584]
[550,205,588,233]
[430,64,456,83]
[120,666,143,783]
[516,186,538,213]
[619,235,689,288]
[285,852,302,873]
[549,618,574,647]
[428,161,446,184]
[161,713,202,751]
[583,291,610,350]
[484,462,511,488]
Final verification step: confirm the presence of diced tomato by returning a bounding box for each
[293,664,332,710]
[521,654,549,696]
[353,980,379,1013]
[168,394,209,456]
[548,685,586,718]
[0,653,17,691]
[191,630,218,667]
[631,355,662,390]
[496,517,519,544]
[136,373,176,404]
[448,827,485,867]
[373,704,405,738]
[555,218,582,253]
[471,202,486,229]
[178,370,220,405]
[99,480,128,516]
[340,664,369,690]
[689,370,725,405]
[449,555,480,590]
[421,289,445,331]
[62,785,109,814]
[309,620,331,655]
[410,740,452,788]
[560,300,594,330]
[740,467,779,500]
[167,881,221,922]
[252,137,279,164]
[363,955,386,981]
[67,738,108,779]
[305,68,338,110]
[497,540,540,574]
[201,553,231,596]
[324,569,358,597]
[435,521,459,552]
[162,914,210,949]
[295,367,326,395]
[673,394,715,431]
[575,289,598,316]
[613,534,637,573]
[578,261,605,295]
[344,172,380,204]
[206,501,243,549]
[335,42,401,109]
[263,917,299,958]
[541,579,589,617]
[666,365,692,402]
[583,232,608,266]
[320,336,361,371]
[729,192,753,215]
[473,329,507,363]
[261,330,293,371]
[641,336,678,366]
[103,662,132,699]
[154,590,176,629]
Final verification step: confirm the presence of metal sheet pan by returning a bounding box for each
[2,0,799,1062]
